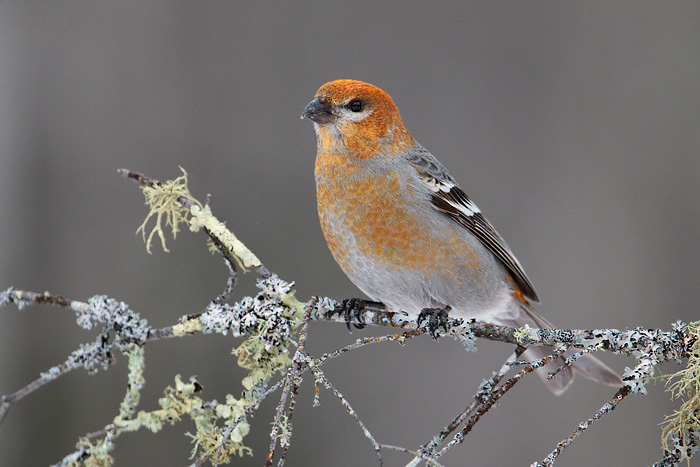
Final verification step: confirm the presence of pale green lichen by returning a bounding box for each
[131,169,303,458]
[275,414,291,449]
[106,374,253,462]
[52,435,116,467]
[196,275,300,402]
[117,375,201,433]
[75,436,115,467]
[189,204,261,270]
[116,344,145,421]
[134,168,262,271]
[280,289,306,322]
[228,277,300,399]
[70,169,312,463]
[173,318,204,336]
[136,167,200,253]
[513,325,533,345]
[234,327,292,396]
[189,393,252,461]
[660,321,700,463]
[5,168,321,466]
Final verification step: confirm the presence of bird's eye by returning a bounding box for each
[348,100,363,112]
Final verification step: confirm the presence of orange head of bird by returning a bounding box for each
[302,79,415,160]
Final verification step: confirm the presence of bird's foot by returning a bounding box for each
[340,298,367,331]
[417,305,452,340]
[336,298,385,331]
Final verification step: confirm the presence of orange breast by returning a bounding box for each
[315,151,481,278]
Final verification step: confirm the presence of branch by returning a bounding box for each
[118,168,271,278]
[3,168,698,467]
[313,297,689,365]
[406,349,525,466]
[309,289,696,465]
[533,386,632,466]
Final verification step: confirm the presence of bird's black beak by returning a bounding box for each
[301,97,334,124]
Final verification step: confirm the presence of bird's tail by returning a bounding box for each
[499,303,622,396]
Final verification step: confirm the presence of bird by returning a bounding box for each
[301,79,621,395]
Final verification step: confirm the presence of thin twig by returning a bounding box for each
[212,426,233,467]
[436,359,536,458]
[117,168,162,188]
[0,368,68,423]
[306,354,384,466]
[278,374,301,466]
[0,291,94,423]
[546,346,594,381]
[145,324,177,341]
[533,386,632,466]
[274,302,314,466]
[318,329,426,365]
[209,234,238,304]
[380,444,446,467]
[266,379,292,467]
[413,348,524,465]
[201,378,288,467]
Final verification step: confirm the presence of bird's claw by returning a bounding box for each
[417,305,452,340]
[339,298,368,331]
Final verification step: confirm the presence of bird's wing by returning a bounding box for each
[407,148,540,303]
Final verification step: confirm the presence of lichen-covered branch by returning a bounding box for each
[118,167,271,278]
[535,385,633,467]
[2,168,699,467]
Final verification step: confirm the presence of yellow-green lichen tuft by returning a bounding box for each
[189,394,253,462]
[233,328,292,392]
[513,325,533,345]
[136,167,201,253]
[72,437,115,467]
[110,375,252,462]
[280,289,306,321]
[661,321,700,463]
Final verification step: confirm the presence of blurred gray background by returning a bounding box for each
[1,2,699,466]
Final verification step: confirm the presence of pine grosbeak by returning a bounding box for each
[302,79,621,394]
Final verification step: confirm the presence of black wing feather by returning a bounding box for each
[407,148,539,302]
[431,186,540,303]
